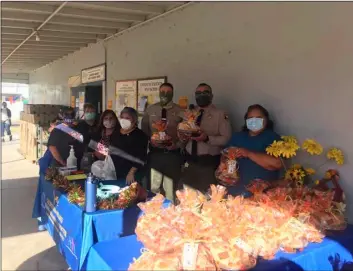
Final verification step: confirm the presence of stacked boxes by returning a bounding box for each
[21,104,71,127]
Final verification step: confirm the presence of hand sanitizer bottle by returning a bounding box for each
[67,145,77,168]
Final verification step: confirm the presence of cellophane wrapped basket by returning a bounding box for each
[151,120,172,148]
[215,148,240,186]
[129,180,346,271]
[177,110,201,138]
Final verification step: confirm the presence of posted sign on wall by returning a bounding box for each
[115,80,137,116]
[81,64,105,84]
[137,77,166,113]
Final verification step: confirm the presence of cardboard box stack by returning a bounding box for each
[20,104,70,162]
[21,104,69,127]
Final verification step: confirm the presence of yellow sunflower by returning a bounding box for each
[281,135,298,144]
[280,141,299,158]
[302,139,323,155]
[285,168,306,182]
[266,140,284,157]
[305,168,316,175]
[327,148,344,165]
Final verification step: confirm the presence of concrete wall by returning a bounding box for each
[30,2,353,221]
[2,73,29,84]
[29,42,105,105]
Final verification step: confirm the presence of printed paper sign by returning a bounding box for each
[137,78,165,114]
[115,80,137,115]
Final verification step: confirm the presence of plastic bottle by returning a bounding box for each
[66,145,77,168]
[85,173,97,212]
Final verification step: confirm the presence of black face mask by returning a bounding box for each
[195,91,212,107]
[159,91,173,106]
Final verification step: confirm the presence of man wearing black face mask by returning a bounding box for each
[179,83,232,194]
[141,83,184,203]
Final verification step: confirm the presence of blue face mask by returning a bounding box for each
[246,117,264,132]
[85,112,96,121]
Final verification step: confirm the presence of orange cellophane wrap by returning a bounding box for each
[215,148,239,186]
[246,179,270,195]
[152,120,167,132]
[130,181,348,271]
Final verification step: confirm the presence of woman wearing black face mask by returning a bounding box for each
[179,83,232,194]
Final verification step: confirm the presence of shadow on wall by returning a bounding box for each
[16,246,67,271]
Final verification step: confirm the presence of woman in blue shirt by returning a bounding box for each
[227,104,282,196]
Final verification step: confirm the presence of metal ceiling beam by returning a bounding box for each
[67,2,165,15]
[1,20,40,29]
[2,11,131,29]
[2,34,97,44]
[3,41,87,48]
[2,2,68,65]
[105,2,193,42]
[2,2,146,23]
[2,21,117,35]
[1,28,106,40]
[2,46,77,52]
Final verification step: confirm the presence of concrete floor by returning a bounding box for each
[1,137,68,270]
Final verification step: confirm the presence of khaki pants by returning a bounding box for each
[148,151,182,203]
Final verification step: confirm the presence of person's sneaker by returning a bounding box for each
[9,135,12,141]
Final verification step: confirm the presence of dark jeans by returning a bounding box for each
[181,155,220,194]
[1,121,11,138]
[148,149,183,203]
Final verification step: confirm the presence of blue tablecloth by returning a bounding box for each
[82,225,353,271]
[32,173,171,270]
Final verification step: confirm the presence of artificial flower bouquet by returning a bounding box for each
[177,109,201,138]
[215,147,240,186]
[265,136,347,229]
[266,136,345,188]
[151,120,172,148]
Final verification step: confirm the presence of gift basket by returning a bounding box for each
[215,148,240,186]
[151,120,172,148]
[177,109,201,138]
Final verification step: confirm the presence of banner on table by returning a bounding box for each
[137,77,166,114]
[115,80,137,116]
[39,178,83,270]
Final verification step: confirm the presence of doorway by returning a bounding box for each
[70,82,103,120]
[85,85,103,118]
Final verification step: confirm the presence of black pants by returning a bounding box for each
[148,149,183,203]
[181,155,220,194]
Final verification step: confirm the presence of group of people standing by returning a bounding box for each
[45,82,283,203]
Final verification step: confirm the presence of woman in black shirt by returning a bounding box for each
[112,107,148,183]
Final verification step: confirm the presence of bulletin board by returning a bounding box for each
[115,80,138,116]
[137,77,166,114]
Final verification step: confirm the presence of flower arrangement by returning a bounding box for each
[266,136,345,187]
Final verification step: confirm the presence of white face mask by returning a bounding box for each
[103,120,115,129]
[119,118,132,130]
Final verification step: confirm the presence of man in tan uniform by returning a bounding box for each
[141,83,184,203]
[179,83,232,193]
